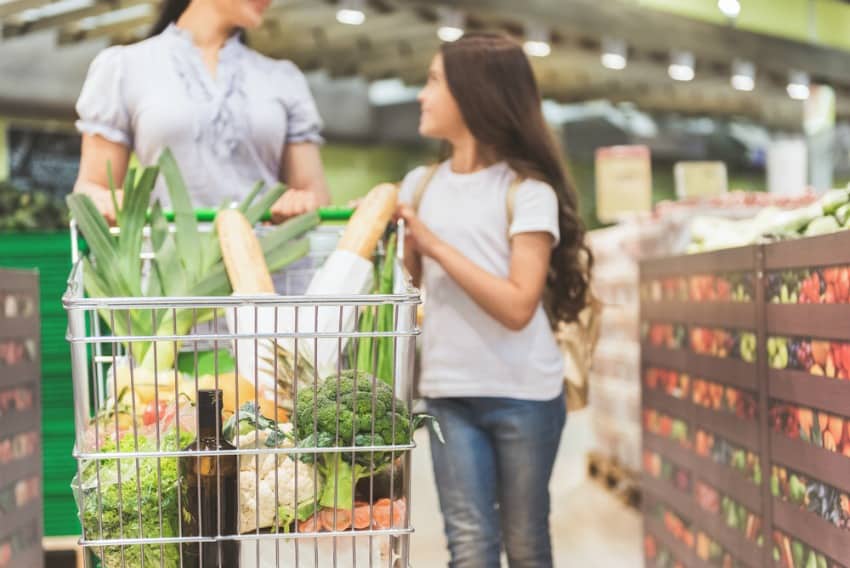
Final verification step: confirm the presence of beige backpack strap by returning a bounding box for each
[411,164,441,213]
[506,175,523,237]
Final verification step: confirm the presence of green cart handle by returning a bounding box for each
[157,206,354,223]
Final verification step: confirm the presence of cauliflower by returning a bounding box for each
[239,456,319,533]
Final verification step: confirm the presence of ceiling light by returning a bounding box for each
[336,0,365,25]
[787,70,810,100]
[523,24,551,57]
[436,6,464,42]
[668,50,695,82]
[731,58,755,91]
[718,0,741,18]
[601,37,627,70]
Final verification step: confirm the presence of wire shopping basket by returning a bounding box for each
[63,208,421,568]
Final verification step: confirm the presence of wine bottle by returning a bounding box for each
[181,389,239,567]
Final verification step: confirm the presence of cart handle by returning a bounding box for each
[155,206,354,223]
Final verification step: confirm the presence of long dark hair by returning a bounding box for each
[150,0,189,36]
[441,33,593,324]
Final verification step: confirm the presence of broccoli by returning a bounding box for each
[294,370,413,509]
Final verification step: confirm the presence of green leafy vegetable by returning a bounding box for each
[73,429,195,568]
[294,369,438,509]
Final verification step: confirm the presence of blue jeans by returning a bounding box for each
[426,393,566,568]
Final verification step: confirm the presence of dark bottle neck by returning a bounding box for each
[197,389,223,440]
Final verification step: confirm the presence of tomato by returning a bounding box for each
[142,400,169,426]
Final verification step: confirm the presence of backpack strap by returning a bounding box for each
[411,164,441,213]
[506,175,523,238]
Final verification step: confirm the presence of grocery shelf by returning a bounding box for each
[764,232,850,271]
[644,517,710,568]
[643,472,699,521]
[691,405,760,452]
[641,345,759,391]
[0,500,40,543]
[0,456,41,491]
[0,316,39,340]
[644,432,694,470]
[0,411,39,445]
[641,232,850,568]
[766,304,850,342]
[641,247,756,278]
[0,361,40,389]
[644,433,762,514]
[770,433,850,495]
[769,369,850,418]
[643,390,760,451]
[640,301,756,329]
[771,498,850,563]
[642,474,763,568]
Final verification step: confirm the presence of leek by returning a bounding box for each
[68,148,319,374]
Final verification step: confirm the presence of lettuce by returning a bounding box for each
[73,429,195,567]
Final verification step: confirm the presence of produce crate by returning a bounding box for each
[762,232,850,568]
[640,245,768,568]
[640,231,850,568]
[0,268,44,568]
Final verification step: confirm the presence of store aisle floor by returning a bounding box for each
[410,410,643,567]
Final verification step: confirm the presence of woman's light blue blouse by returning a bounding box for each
[75,24,323,208]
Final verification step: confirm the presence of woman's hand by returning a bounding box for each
[88,188,124,226]
[270,188,320,223]
[397,204,442,258]
[74,133,131,225]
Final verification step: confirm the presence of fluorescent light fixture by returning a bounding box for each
[438,26,463,42]
[731,58,755,91]
[787,70,810,100]
[336,0,365,25]
[601,37,627,70]
[718,0,741,18]
[17,0,91,22]
[76,4,151,30]
[524,40,551,57]
[368,78,421,106]
[668,50,695,81]
[523,24,551,57]
[436,6,464,42]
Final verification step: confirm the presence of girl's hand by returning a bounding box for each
[397,204,441,258]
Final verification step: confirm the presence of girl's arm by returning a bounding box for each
[271,142,331,222]
[398,204,551,331]
[73,134,131,225]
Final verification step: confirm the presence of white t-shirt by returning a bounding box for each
[399,160,565,401]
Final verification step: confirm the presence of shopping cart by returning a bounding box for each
[63,208,421,568]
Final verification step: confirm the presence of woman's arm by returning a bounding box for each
[398,204,551,331]
[74,134,131,225]
[271,142,331,222]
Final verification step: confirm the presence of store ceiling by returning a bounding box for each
[3,0,850,128]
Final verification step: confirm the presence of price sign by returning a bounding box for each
[595,145,652,223]
[674,161,728,199]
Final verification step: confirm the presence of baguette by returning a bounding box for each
[216,209,275,294]
[336,183,398,259]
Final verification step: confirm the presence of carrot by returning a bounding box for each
[298,515,320,533]
[353,504,372,530]
[372,498,406,529]
[319,508,352,532]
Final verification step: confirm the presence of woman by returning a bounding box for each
[73,0,329,223]
[397,34,592,568]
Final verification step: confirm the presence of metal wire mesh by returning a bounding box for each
[64,224,420,567]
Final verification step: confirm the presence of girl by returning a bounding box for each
[74,0,329,223]
[397,33,592,568]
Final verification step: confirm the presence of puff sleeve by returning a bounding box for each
[280,61,324,145]
[75,47,132,147]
